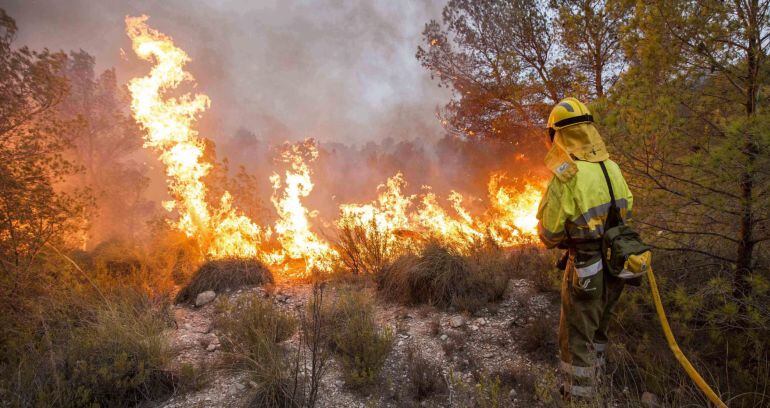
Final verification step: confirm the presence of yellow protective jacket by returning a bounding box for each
[537,159,633,248]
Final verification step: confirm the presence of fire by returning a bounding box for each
[125,16,544,280]
[339,172,543,249]
[126,15,266,258]
[269,140,338,275]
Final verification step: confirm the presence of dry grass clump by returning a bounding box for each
[336,218,394,276]
[405,345,447,401]
[175,258,273,304]
[508,246,560,293]
[216,294,299,407]
[377,239,512,312]
[319,289,393,389]
[519,317,556,360]
[0,290,176,407]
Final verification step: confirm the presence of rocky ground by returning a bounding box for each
[158,278,562,408]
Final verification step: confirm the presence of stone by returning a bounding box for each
[509,388,517,399]
[469,325,479,331]
[641,392,661,407]
[236,383,246,391]
[449,316,465,328]
[440,334,449,342]
[195,290,216,307]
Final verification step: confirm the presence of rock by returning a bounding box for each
[641,392,661,407]
[236,383,246,391]
[476,318,487,326]
[449,316,465,328]
[206,342,220,352]
[469,325,479,331]
[195,291,216,307]
[440,334,449,342]
[509,388,517,399]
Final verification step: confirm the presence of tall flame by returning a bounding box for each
[126,15,544,280]
[126,15,265,258]
[269,140,338,275]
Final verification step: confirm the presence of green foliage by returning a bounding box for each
[216,293,300,407]
[175,258,274,304]
[320,289,393,389]
[0,290,175,408]
[377,239,512,312]
[449,370,506,408]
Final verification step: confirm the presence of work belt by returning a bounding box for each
[556,239,602,270]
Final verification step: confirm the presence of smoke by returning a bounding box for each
[3,0,547,239]
[4,0,449,144]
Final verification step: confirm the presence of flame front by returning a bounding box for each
[339,173,543,249]
[126,15,265,258]
[126,16,544,280]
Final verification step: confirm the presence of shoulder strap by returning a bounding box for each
[599,161,623,227]
[599,161,616,207]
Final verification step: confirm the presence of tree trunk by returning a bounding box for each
[735,0,760,297]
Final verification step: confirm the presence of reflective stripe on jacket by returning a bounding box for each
[536,160,633,248]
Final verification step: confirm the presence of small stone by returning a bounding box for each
[449,316,465,328]
[469,325,479,331]
[509,388,517,399]
[195,290,216,307]
[641,392,661,407]
[528,316,535,323]
[476,318,487,326]
[206,342,219,352]
[398,340,404,347]
[249,381,258,388]
[236,383,246,391]
[440,334,448,341]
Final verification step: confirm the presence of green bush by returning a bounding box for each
[0,290,175,407]
[175,258,273,304]
[608,252,770,407]
[377,239,512,312]
[320,289,393,389]
[216,294,299,407]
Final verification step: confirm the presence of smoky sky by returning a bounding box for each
[3,0,450,145]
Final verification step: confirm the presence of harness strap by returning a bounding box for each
[599,161,622,228]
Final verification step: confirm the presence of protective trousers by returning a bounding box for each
[558,249,624,398]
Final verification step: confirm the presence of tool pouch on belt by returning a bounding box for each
[570,250,603,300]
[599,162,652,284]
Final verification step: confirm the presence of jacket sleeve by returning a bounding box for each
[536,177,573,248]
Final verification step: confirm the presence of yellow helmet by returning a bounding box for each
[546,97,593,140]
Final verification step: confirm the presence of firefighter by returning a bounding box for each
[536,97,633,400]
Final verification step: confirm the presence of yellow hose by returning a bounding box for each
[646,267,728,408]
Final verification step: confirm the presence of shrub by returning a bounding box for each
[406,345,447,401]
[216,294,299,407]
[320,289,393,389]
[377,239,512,312]
[175,258,273,304]
[336,218,394,276]
[0,290,175,407]
[519,317,555,360]
[508,246,560,293]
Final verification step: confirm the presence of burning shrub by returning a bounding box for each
[175,258,273,304]
[335,218,395,276]
[320,289,393,389]
[377,239,512,312]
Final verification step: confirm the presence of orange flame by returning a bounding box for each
[126,15,267,258]
[126,16,544,279]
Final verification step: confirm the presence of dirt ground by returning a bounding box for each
[158,277,562,408]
